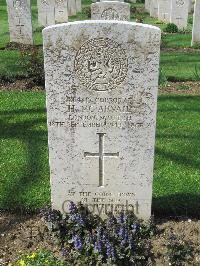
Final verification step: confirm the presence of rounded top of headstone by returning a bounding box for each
[42,20,161,34]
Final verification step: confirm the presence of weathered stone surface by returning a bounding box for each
[158,0,171,22]
[192,0,200,45]
[75,0,82,13]
[150,0,158,18]
[91,1,130,21]
[67,0,77,16]
[37,0,55,27]
[55,0,68,23]
[170,0,189,29]
[43,21,161,220]
[6,0,33,44]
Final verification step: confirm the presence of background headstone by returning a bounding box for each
[6,0,33,44]
[145,0,151,12]
[67,0,77,16]
[192,0,200,45]
[55,0,68,23]
[150,0,158,18]
[170,0,189,29]
[37,0,55,27]
[188,0,192,12]
[75,0,82,13]
[43,21,161,220]
[91,1,130,21]
[158,0,171,22]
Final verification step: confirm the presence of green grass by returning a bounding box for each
[160,51,200,81]
[0,92,199,216]
[0,50,25,78]
[0,92,49,210]
[162,33,192,48]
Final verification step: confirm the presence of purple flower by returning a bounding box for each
[85,234,93,246]
[73,235,83,251]
[131,223,140,233]
[68,201,77,214]
[106,241,115,260]
[119,226,129,242]
[97,226,104,237]
[117,213,127,224]
[94,240,102,253]
[70,213,85,226]
[107,215,116,226]
[61,247,68,257]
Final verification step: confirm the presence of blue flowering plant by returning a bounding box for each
[41,202,155,265]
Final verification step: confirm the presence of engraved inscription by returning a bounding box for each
[84,133,119,187]
[74,38,128,91]
[101,8,120,20]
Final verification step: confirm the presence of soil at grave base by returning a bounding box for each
[0,213,200,266]
[0,79,200,95]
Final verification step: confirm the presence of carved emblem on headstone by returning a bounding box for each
[74,38,128,91]
[101,8,120,20]
[13,0,24,10]
[176,0,185,6]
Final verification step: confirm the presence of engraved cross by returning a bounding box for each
[84,133,119,187]
[16,18,24,34]
[176,16,183,26]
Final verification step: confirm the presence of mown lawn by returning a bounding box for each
[0,92,199,216]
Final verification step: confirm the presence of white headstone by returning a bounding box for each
[150,0,158,18]
[37,0,55,27]
[158,0,171,22]
[188,0,192,12]
[145,0,151,12]
[68,0,77,16]
[91,1,130,21]
[170,0,189,29]
[43,20,161,220]
[75,0,82,13]
[55,0,68,23]
[6,0,33,44]
[192,0,200,45]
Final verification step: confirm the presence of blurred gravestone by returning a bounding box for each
[55,0,68,23]
[75,0,82,13]
[91,1,130,21]
[43,21,161,220]
[192,0,200,45]
[6,0,33,44]
[68,0,77,16]
[150,0,158,18]
[145,0,151,12]
[158,0,171,22]
[170,0,189,29]
[37,0,55,26]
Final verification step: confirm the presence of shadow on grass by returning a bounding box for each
[0,107,49,211]
[152,193,200,219]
